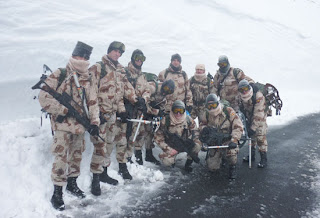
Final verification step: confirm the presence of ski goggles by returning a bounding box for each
[162,85,173,94]
[217,62,228,68]
[172,107,185,114]
[133,53,146,62]
[207,102,219,110]
[238,85,250,93]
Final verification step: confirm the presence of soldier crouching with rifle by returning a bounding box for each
[36,41,100,210]
[199,94,243,179]
[153,100,201,172]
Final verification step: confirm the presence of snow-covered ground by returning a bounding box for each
[1,0,320,217]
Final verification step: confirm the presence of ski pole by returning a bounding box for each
[248,137,252,168]
[132,114,144,142]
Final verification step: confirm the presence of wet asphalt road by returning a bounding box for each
[126,113,320,218]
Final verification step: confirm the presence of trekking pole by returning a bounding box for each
[207,145,229,149]
[132,114,144,142]
[248,137,252,169]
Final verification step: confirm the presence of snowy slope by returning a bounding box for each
[0,0,320,217]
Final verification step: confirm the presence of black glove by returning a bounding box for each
[118,112,128,123]
[88,125,99,136]
[248,128,256,138]
[157,109,166,117]
[228,142,238,149]
[186,105,193,113]
[56,109,75,123]
[136,97,147,113]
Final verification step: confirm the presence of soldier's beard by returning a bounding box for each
[68,57,90,77]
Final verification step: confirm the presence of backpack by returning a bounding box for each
[190,75,212,94]
[251,82,283,116]
[143,72,159,95]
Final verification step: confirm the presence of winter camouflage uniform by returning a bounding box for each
[89,55,137,174]
[239,91,268,152]
[199,106,243,170]
[189,75,215,119]
[158,66,193,113]
[39,67,99,186]
[154,115,201,166]
[123,62,151,157]
[212,68,254,111]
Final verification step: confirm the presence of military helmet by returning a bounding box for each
[72,41,93,60]
[161,79,175,96]
[171,100,185,113]
[205,94,219,109]
[217,55,230,74]
[107,41,125,55]
[238,79,251,93]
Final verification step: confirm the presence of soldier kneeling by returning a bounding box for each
[199,94,243,179]
[153,100,201,172]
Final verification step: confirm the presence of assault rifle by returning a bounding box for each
[199,126,231,149]
[164,130,200,163]
[31,73,105,142]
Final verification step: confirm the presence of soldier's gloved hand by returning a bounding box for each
[136,97,147,113]
[228,142,238,149]
[186,105,193,113]
[118,112,128,123]
[248,128,256,138]
[88,125,99,136]
[157,109,166,117]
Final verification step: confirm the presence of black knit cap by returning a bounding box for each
[72,41,93,60]
[171,53,181,63]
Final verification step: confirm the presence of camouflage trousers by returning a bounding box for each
[51,130,85,186]
[90,120,128,174]
[206,147,239,171]
[159,143,201,167]
[251,122,268,153]
[127,122,154,157]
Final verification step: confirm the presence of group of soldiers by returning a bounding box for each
[37,41,270,211]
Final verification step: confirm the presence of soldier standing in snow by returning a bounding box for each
[138,79,176,165]
[38,41,100,210]
[199,94,243,179]
[89,41,140,196]
[212,55,254,111]
[238,79,269,168]
[158,54,193,114]
[154,100,201,172]
[189,64,215,119]
[122,49,151,165]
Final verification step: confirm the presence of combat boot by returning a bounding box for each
[229,165,237,179]
[51,185,65,211]
[257,152,267,168]
[145,149,160,165]
[135,150,143,165]
[119,163,132,180]
[243,146,256,162]
[66,177,86,199]
[100,167,118,185]
[184,159,193,173]
[91,173,101,196]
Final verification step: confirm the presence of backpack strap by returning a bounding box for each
[56,68,67,90]
[233,68,241,83]
[96,61,107,79]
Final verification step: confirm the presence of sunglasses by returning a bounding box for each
[133,53,146,62]
[172,108,185,114]
[207,102,219,110]
[238,85,250,93]
[217,62,228,68]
